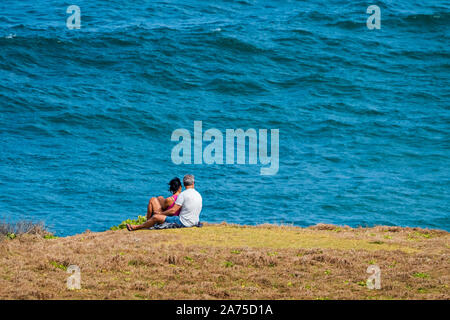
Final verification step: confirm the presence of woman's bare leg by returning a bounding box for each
[128,214,166,231]
[147,196,165,220]
[157,196,165,209]
[146,198,153,220]
[129,198,165,231]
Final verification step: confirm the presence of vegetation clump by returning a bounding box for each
[0,220,54,240]
[110,215,146,230]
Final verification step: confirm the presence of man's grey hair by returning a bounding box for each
[183,174,195,186]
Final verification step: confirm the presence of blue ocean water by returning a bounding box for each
[0,1,449,236]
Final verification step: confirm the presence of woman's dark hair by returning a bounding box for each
[168,177,181,194]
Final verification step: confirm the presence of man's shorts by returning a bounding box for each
[165,215,185,227]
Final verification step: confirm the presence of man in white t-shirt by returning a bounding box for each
[127,174,202,231]
[172,175,202,227]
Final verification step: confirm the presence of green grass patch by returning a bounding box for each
[150,280,166,289]
[6,233,16,240]
[414,232,432,239]
[50,261,68,271]
[111,215,146,230]
[223,261,234,268]
[44,234,58,239]
[357,281,366,287]
[128,259,146,267]
[413,272,430,279]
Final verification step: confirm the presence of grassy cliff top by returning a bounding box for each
[0,223,448,299]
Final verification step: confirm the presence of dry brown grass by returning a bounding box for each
[0,223,448,300]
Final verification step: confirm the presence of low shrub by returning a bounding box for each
[110,215,146,230]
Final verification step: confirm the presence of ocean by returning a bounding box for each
[0,0,449,236]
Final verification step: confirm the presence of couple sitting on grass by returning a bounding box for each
[126,174,202,231]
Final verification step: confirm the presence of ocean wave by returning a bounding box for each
[205,34,267,54]
[205,77,268,94]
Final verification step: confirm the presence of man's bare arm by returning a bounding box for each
[161,204,181,216]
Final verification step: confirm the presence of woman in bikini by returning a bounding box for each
[146,177,182,220]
